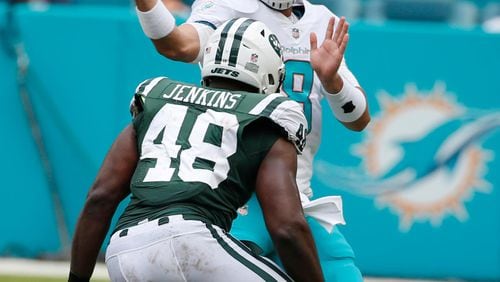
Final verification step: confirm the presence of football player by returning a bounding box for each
[69,18,323,282]
[134,0,371,280]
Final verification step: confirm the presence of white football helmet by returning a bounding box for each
[260,0,294,10]
[202,18,285,94]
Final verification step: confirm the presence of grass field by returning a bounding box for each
[0,258,440,282]
[0,258,110,282]
[0,275,108,282]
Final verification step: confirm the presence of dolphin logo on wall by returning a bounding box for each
[315,82,499,231]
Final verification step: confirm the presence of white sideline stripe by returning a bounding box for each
[0,258,441,282]
[0,258,109,279]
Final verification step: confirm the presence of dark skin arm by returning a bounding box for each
[256,137,324,282]
[69,124,138,280]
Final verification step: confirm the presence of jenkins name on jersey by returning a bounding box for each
[114,77,307,232]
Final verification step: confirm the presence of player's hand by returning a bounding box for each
[310,16,349,94]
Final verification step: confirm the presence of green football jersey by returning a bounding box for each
[114,77,307,232]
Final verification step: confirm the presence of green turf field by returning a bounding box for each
[0,276,108,282]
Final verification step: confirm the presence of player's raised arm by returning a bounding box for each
[69,125,137,281]
[135,0,204,62]
[256,136,324,282]
[311,16,371,131]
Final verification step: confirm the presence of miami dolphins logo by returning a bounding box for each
[315,82,499,231]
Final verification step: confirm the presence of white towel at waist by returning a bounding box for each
[301,194,346,234]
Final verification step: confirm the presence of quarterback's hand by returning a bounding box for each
[310,16,349,94]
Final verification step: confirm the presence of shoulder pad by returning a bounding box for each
[271,99,308,153]
[130,77,168,116]
[135,76,169,97]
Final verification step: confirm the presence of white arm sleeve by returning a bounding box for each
[338,59,360,87]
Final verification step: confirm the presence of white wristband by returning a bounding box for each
[324,79,366,123]
[136,0,176,40]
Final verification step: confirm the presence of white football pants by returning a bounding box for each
[105,215,291,282]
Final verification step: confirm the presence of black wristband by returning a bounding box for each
[68,271,90,282]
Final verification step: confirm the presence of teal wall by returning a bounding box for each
[0,3,200,257]
[313,21,500,280]
[1,3,499,280]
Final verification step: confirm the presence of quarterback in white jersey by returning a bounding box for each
[134,0,370,280]
[187,0,367,198]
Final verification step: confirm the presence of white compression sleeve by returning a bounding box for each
[136,0,176,40]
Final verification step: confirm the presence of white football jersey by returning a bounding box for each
[188,0,360,198]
